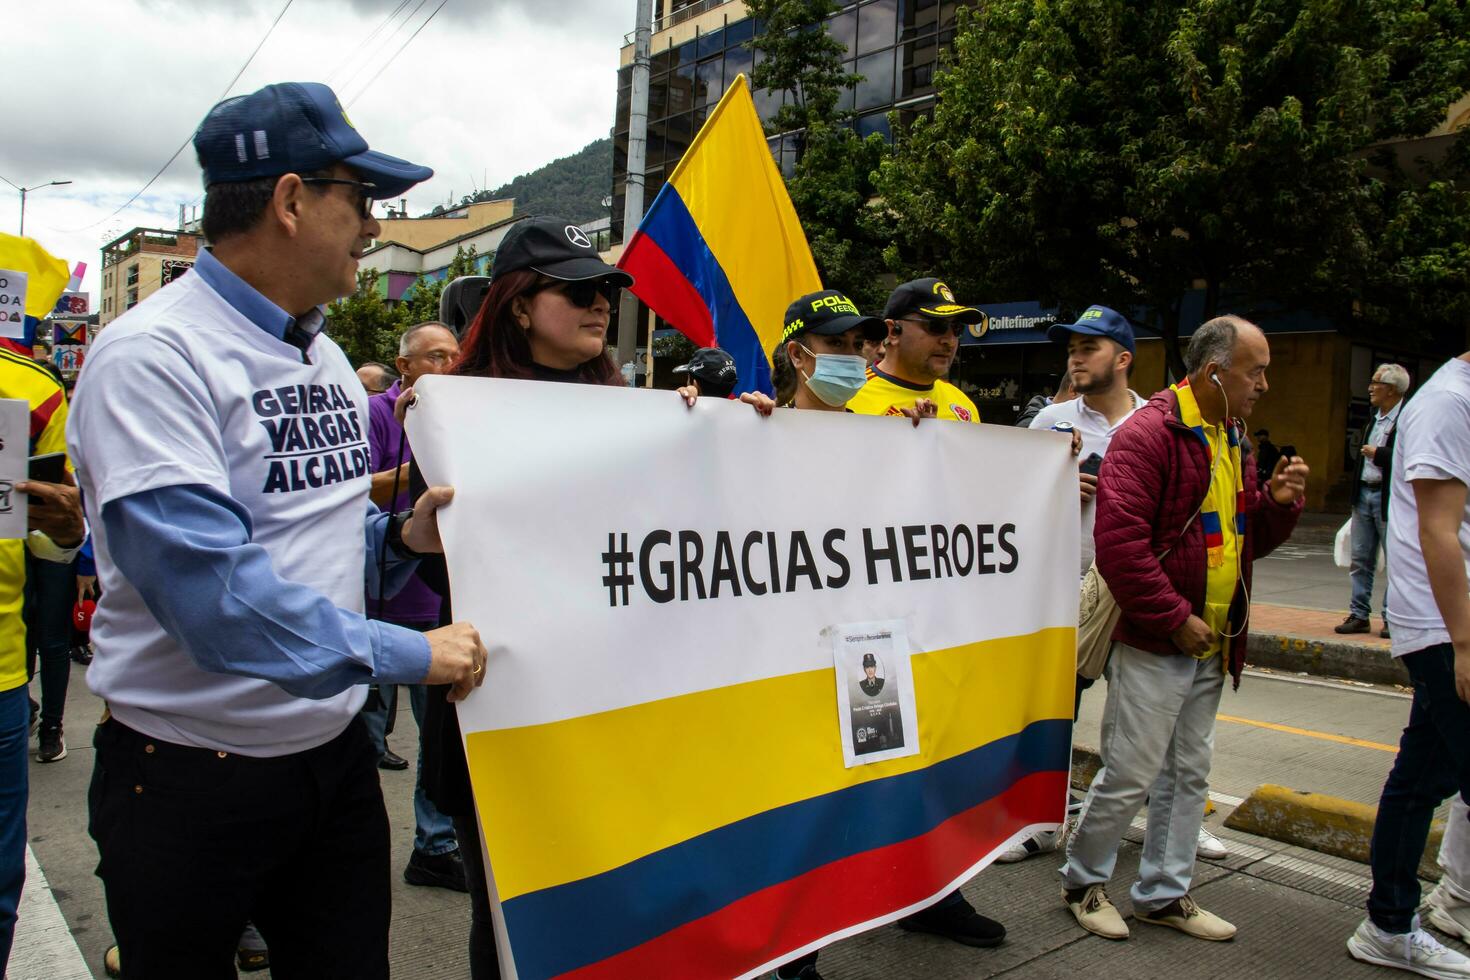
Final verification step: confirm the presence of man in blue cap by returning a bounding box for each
[68,82,488,977]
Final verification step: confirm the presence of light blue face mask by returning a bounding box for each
[798,342,869,407]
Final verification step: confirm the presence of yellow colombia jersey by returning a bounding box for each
[847,365,981,423]
[0,346,70,693]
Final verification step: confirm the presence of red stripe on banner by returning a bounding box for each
[0,338,32,358]
[619,231,717,348]
[30,389,62,440]
[560,769,1067,980]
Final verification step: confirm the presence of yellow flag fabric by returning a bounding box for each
[0,233,70,318]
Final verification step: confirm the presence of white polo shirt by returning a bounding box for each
[1030,390,1146,576]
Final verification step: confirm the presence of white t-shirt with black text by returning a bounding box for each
[1386,356,1470,657]
[69,271,374,755]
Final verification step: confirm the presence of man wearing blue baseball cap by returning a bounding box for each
[68,82,486,977]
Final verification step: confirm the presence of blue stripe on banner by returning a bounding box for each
[501,717,1071,979]
[640,187,773,396]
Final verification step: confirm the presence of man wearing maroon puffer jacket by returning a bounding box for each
[1060,316,1308,944]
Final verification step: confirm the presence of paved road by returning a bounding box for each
[1252,513,1387,618]
[16,643,1433,980]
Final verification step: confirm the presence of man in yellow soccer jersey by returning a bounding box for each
[848,278,986,422]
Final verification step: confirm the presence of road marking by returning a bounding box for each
[10,845,92,980]
[1217,714,1400,753]
[1244,667,1411,701]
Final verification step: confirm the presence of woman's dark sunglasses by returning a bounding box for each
[899,316,964,338]
[537,279,621,309]
[300,177,377,219]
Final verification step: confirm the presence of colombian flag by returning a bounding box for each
[618,75,821,396]
[0,233,71,356]
[466,631,1074,979]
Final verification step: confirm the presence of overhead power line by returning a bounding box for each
[336,0,429,96]
[325,0,415,87]
[55,0,296,234]
[347,0,452,107]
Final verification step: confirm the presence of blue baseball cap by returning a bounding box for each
[193,82,433,199]
[1047,305,1135,354]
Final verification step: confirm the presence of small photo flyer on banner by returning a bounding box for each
[831,619,920,767]
[0,270,27,340]
[0,398,28,538]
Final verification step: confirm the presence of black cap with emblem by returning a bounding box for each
[779,289,887,348]
[883,277,986,330]
[673,347,739,397]
[490,215,634,287]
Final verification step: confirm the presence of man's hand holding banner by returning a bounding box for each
[408,376,1079,980]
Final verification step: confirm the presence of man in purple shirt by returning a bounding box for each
[363,319,465,891]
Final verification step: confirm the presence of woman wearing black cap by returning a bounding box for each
[406,215,637,978]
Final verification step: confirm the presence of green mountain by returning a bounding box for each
[430,138,612,223]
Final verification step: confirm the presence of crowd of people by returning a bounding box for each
[0,78,1468,980]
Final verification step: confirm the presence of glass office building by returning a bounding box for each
[612,1,973,243]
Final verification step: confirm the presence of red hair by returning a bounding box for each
[451,269,623,386]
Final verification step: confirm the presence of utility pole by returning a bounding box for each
[1,177,73,237]
[615,0,654,382]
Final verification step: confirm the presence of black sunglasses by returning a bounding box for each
[300,177,377,219]
[536,278,620,309]
[899,316,964,338]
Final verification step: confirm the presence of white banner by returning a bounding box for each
[0,399,28,538]
[408,375,1080,980]
[0,270,27,340]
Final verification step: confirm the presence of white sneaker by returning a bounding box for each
[1197,826,1228,860]
[1425,883,1470,943]
[1347,918,1470,978]
[996,830,1058,864]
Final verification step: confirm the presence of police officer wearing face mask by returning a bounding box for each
[777,290,887,411]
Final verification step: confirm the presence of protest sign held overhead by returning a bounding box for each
[618,75,821,397]
[408,375,1079,980]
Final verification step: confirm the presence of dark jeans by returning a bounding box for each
[88,717,391,979]
[24,554,74,726]
[452,814,501,980]
[1368,644,1470,933]
[0,686,28,978]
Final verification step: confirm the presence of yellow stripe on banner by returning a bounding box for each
[667,75,821,362]
[466,627,1075,903]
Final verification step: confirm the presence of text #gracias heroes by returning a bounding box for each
[600,524,1020,608]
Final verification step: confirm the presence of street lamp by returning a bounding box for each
[0,177,73,237]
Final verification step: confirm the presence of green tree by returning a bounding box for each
[877,0,1470,373]
[748,0,894,311]
[327,270,401,366]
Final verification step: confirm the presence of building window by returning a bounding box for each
[126,264,139,287]
[855,48,896,110]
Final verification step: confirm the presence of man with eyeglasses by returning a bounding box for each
[67,82,487,977]
[848,278,986,422]
[361,319,468,891]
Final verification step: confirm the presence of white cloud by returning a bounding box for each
[4,0,630,307]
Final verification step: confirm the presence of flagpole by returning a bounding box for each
[616,0,653,383]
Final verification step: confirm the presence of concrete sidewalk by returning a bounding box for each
[1248,601,1407,687]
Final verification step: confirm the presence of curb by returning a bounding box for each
[1224,784,1442,881]
[1247,631,1408,687]
[1071,749,1440,877]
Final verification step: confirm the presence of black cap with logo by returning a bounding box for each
[883,278,985,330]
[673,347,739,397]
[490,215,634,287]
[779,289,886,348]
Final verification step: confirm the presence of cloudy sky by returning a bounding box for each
[4,0,631,307]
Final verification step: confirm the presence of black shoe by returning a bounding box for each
[37,723,66,763]
[1380,625,1391,639]
[378,748,409,771]
[70,644,93,666]
[236,922,270,973]
[1334,616,1371,635]
[897,897,1006,948]
[774,966,824,980]
[404,847,469,892]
